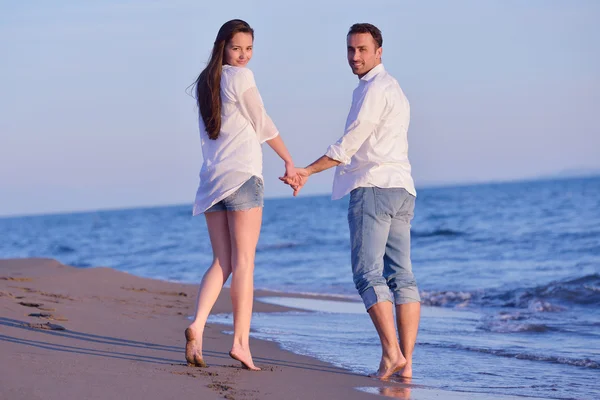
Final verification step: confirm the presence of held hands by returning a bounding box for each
[279,164,309,197]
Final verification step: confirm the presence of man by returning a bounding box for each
[282,23,420,380]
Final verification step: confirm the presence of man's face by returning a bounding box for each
[347,33,382,78]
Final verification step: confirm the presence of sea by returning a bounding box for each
[1,175,599,399]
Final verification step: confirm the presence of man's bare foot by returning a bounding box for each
[370,355,407,380]
[185,327,207,367]
[229,345,261,371]
[395,363,412,379]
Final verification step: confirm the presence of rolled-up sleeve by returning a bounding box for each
[234,69,279,144]
[326,85,386,165]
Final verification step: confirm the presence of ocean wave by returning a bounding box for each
[54,245,76,254]
[422,273,600,310]
[420,290,474,307]
[481,320,556,333]
[479,309,574,334]
[585,284,600,292]
[421,342,600,369]
[129,243,179,256]
[71,261,93,268]
[256,242,301,252]
[498,274,600,307]
[411,229,466,238]
[558,230,600,241]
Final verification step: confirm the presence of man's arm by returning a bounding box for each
[283,86,385,196]
[305,155,341,176]
[324,87,386,165]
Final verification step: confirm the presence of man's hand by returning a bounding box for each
[280,167,309,197]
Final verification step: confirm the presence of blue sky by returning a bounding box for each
[1,0,598,216]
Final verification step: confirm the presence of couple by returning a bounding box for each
[185,19,421,381]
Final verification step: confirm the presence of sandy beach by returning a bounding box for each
[1,258,408,400]
[1,258,556,400]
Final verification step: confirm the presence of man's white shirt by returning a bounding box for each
[326,64,416,200]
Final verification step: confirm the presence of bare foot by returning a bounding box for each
[396,363,412,379]
[370,355,407,381]
[229,346,261,371]
[185,327,207,367]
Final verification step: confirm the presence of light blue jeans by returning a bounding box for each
[348,187,420,311]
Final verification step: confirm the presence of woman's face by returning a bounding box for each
[224,32,253,67]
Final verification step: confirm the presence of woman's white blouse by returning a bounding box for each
[193,65,279,215]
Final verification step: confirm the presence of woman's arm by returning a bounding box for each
[235,70,297,181]
[266,135,293,165]
[266,135,296,181]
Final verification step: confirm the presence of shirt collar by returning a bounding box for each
[360,63,385,83]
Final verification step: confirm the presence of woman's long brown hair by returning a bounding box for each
[194,19,254,140]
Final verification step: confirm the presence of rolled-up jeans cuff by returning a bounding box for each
[393,286,421,305]
[361,285,394,311]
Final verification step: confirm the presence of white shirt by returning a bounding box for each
[193,65,279,215]
[325,64,416,200]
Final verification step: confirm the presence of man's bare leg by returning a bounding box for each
[368,301,407,380]
[395,302,420,378]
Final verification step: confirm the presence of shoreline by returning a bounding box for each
[1,258,543,400]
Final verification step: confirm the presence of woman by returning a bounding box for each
[185,19,296,371]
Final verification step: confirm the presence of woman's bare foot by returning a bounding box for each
[370,354,407,380]
[229,345,261,371]
[185,327,207,367]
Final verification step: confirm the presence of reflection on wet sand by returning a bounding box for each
[379,385,411,399]
[379,376,412,399]
[356,376,412,399]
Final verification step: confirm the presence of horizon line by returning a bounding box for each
[2,173,598,220]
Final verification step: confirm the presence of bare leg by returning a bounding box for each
[186,211,232,367]
[368,301,407,380]
[227,207,262,371]
[395,302,420,378]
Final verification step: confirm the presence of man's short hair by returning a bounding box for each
[347,23,383,48]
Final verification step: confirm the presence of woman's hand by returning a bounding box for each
[280,164,310,197]
[284,162,297,182]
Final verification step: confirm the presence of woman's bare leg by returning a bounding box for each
[186,211,232,367]
[227,207,262,370]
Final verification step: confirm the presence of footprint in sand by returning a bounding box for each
[28,312,69,322]
[25,322,66,331]
[18,301,43,308]
[121,287,188,297]
[0,277,33,282]
[28,312,53,318]
[171,371,197,378]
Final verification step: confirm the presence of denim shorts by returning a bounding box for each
[205,176,264,213]
[348,186,420,311]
